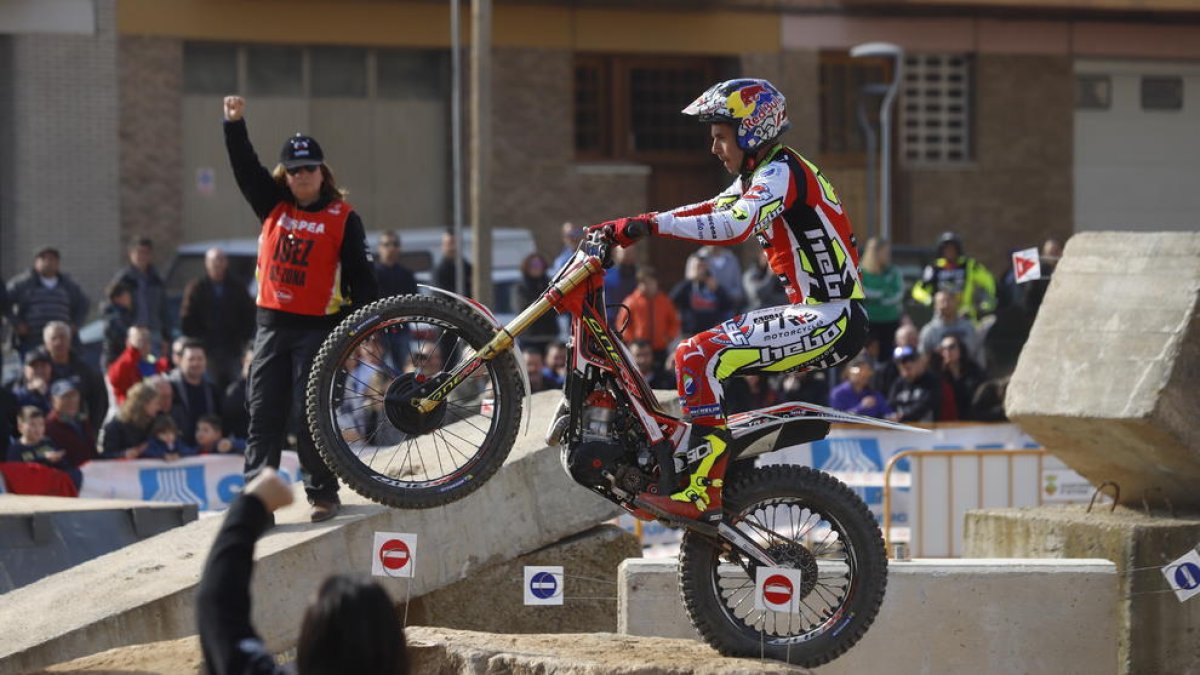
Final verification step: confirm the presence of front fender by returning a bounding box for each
[418,284,533,435]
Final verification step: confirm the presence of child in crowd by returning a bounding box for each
[143,415,196,461]
[7,406,83,489]
[194,414,245,455]
[101,281,135,368]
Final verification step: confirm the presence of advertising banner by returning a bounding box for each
[79,452,302,511]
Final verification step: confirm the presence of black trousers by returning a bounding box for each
[243,324,338,502]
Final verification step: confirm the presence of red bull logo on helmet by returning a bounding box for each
[727,83,769,119]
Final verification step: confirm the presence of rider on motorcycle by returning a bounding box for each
[595,79,868,524]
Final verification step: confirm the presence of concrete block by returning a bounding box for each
[1006,231,1200,510]
[0,391,622,674]
[618,558,695,640]
[408,524,641,633]
[964,505,1200,675]
[0,496,196,593]
[619,557,1119,675]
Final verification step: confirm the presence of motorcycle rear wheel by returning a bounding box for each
[305,293,523,509]
[678,465,887,667]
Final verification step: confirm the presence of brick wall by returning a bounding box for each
[740,49,819,157]
[118,36,183,260]
[0,0,121,312]
[900,54,1074,274]
[491,47,647,261]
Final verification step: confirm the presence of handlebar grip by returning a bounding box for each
[624,219,648,241]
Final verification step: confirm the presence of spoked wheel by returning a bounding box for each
[305,294,523,509]
[679,465,887,667]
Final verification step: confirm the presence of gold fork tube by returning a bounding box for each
[474,255,600,361]
[414,255,600,413]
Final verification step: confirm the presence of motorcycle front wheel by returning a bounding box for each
[305,293,523,509]
[678,464,888,667]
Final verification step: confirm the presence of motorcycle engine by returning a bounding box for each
[566,440,626,489]
[564,389,654,498]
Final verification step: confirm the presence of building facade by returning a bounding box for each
[2,0,1198,302]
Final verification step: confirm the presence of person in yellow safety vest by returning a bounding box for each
[911,231,996,322]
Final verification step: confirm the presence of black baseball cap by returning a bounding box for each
[280,133,324,169]
[24,350,51,366]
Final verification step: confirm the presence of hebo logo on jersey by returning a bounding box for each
[759,313,847,367]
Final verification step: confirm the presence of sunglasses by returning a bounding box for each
[286,165,320,175]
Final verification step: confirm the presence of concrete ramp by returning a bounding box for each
[0,391,622,675]
[1006,231,1200,510]
[0,495,196,593]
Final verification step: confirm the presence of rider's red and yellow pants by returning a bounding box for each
[674,300,868,425]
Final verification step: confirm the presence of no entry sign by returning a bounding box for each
[755,566,802,614]
[524,565,564,606]
[372,532,418,578]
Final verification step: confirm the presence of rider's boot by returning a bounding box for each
[638,424,731,524]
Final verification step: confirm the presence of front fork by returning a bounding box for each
[414,255,603,414]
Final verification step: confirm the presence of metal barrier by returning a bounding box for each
[882,448,1049,558]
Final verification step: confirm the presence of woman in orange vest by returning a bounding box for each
[222,96,378,523]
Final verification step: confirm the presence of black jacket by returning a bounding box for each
[180,275,256,354]
[6,269,90,350]
[224,119,378,330]
[168,370,221,446]
[110,265,171,343]
[196,495,286,675]
[435,257,472,297]
[50,355,107,426]
[375,262,418,299]
[99,417,151,459]
[888,371,940,423]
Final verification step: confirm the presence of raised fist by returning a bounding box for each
[223,95,245,122]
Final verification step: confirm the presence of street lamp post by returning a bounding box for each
[850,42,905,243]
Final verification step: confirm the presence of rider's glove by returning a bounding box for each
[589,217,655,248]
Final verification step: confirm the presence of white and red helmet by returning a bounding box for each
[683,78,790,152]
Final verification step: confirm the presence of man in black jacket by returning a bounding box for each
[180,248,256,390]
[110,237,171,351]
[6,247,90,358]
[887,346,940,423]
[167,340,221,446]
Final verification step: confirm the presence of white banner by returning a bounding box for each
[79,452,302,511]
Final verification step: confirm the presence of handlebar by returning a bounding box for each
[623,219,648,241]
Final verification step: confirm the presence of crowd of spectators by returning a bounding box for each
[1,225,1059,494]
[1,240,266,494]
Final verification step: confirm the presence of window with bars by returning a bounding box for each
[182,42,446,101]
[1075,74,1111,110]
[901,54,973,165]
[1141,75,1183,111]
[573,55,719,160]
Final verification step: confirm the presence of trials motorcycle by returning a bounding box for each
[306,223,918,667]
